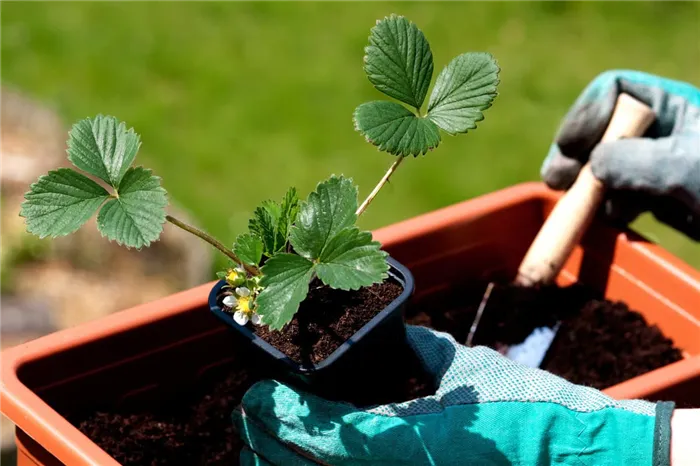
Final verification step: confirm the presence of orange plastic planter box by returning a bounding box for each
[2,182,700,465]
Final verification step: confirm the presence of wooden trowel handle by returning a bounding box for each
[515,93,656,287]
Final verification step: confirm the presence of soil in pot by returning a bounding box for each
[69,278,683,465]
[246,278,403,366]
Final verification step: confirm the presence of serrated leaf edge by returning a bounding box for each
[95,166,168,249]
[352,102,441,157]
[19,167,111,239]
[363,14,434,110]
[233,232,264,267]
[426,52,501,136]
[67,114,142,188]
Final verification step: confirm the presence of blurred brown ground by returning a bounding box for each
[0,88,214,452]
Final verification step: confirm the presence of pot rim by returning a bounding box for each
[207,256,414,373]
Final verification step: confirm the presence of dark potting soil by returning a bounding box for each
[71,279,683,465]
[73,348,433,466]
[250,279,403,365]
[75,363,256,466]
[405,280,684,389]
[72,280,434,466]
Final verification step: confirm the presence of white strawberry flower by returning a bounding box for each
[251,313,262,325]
[233,310,250,326]
[222,295,238,308]
[236,286,251,298]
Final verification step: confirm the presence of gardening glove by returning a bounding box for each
[233,325,675,466]
[541,70,700,240]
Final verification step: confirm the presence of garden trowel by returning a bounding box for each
[466,92,656,368]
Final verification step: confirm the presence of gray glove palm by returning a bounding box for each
[541,70,700,240]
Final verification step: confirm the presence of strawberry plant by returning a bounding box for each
[20,14,499,332]
[353,14,500,214]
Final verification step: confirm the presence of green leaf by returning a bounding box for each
[20,168,109,238]
[234,233,263,267]
[96,167,167,248]
[290,175,358,259]
[260,200,282,222]
[427,52,500,135]
[249,202,279,256]
[67,115,141,187]
[277,187,299,247]
[256,253,315,330]
[248,188,299,257]
[316,227,389,290]
[364,14,433,110]
[354,101,441,157]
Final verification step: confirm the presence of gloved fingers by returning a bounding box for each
[233,406,323,466]
[602,187,699,240]
[591,135,700,240]
[601,190,648,226]
[541,142,585,190]
[541,70,699,189]
[548,72,629,168]
[404,325,503,397]
[237,379,389,465]
[404,325,467,384]
[539,77,620,187]
[554,71,697,156]
[590,135,700,210]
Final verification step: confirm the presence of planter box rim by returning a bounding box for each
[1,281,220,466]
[373,182,700,290]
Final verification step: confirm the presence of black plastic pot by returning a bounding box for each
[208,256,415,399]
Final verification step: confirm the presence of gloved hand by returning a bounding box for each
[233,325,674,465]
[541,70,700,240]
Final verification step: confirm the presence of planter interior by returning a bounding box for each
[373,182,700,400]
[2,182,700,466]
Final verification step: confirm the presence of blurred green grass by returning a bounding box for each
[2,2,699,272]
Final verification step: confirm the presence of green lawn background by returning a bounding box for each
[2,1,699,272]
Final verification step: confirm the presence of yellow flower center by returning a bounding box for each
[236,296,252,314]
[226,270,240,282]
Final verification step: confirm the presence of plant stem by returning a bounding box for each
[165,215,259,275]
[356,156,404,217]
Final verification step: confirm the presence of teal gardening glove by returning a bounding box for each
[233,325,674,465]
[541,70,700,240]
